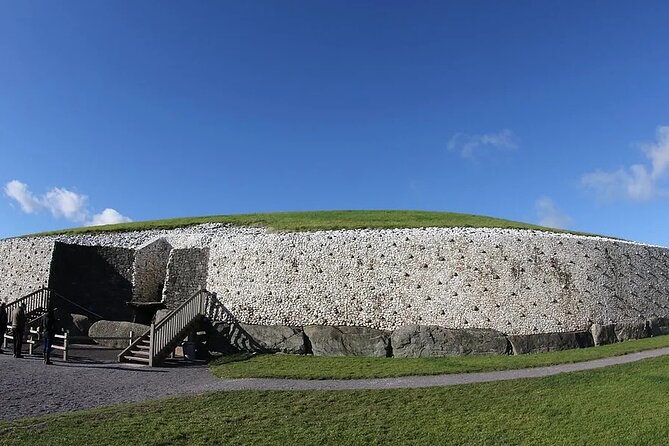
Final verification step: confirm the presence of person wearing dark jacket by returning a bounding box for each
[11,304,26,358]
[42,306,55,364]
[0,302,6,354]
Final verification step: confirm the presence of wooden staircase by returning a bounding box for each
[118,288,211,366]
[121,336,152,364]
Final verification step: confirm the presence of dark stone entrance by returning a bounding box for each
[48,242,135,321]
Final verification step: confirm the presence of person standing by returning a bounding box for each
[11,304,26,358]
[41,306,55,365]
[0,302,6,354]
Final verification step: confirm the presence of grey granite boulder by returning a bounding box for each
[304,325,391,357]
[89,320,150,348]
[391,325,509,358]
[226,324,305,354]
[614,320,649,342]
[590,324,617,346]
[648,316,669,337]
[508,331,593,355]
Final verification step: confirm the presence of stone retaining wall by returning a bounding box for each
[207,228,669,335]
[0,237,54,302]
[2,225,669,344]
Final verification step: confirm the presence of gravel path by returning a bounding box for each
[3,347,669,422]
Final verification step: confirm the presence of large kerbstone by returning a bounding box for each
[391,325,509,358]
[89,320,149,348]
[508,331,593,355]
[590,324,617,346]
[224,324,306,354]
[614,320,649,342]
[304,325,391,357]
[648,316,669,337]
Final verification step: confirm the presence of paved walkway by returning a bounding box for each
[2,347,669,422]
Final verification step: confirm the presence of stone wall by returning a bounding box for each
[162,248,209,310]
[3,224,669,341]
[48,242,135,320]
[0,237,54,303]
[132,238,172,303]
[206,228,669,335]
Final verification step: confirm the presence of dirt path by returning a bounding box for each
[2,347,669,422]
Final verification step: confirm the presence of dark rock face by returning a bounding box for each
[648,316,669,337]
[217,323,306,354]
[614,320,649,342]
[68,314,92,337]
[391,325,509,357]
[48,242,135,321]
[162,248,209,310]
[590,324,617,346]
[89,320,149,348]
[304,325,391,357]
[508,331,593,355]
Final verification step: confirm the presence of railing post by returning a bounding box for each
[129,330,134,346]
[63,330,69,361]
[148,323,155,367]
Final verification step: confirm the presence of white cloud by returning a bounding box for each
[4,180,43,213]
[582,125,669,201]
[43,187,89,222]
[535,196,572,229]
[87,208,132,226]
[4,180,132,226]
[448,129,518,158]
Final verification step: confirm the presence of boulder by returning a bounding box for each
[648,316,669,337]
[590,324,617,346]
[89,320,150,348]
[508,331,593,355]
[154,309,172,324]
[225,324,305,354]
[614,320,649,342]
[53,310,92,337]
[304,325,391,357]
[391,325,509,358]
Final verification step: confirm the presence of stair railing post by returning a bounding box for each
[148,323,155,367]
[63,330,69,361]
[129,330,133,347]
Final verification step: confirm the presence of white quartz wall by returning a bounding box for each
[207,228,669,335]
[0,237,55,303]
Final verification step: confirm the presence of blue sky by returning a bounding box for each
[2,1,669,244]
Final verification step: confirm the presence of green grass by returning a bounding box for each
[3,355,669,445]
[210,335,669,379]
[29,210,595,236]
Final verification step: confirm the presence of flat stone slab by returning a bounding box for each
[304,325,391,357]
[391,325,509,357]
[590,324,617,346]
[220,323,306,354]
[614,320,649,342]
[89,320,149,348]
[508,331,593,355]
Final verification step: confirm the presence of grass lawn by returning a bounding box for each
[211,335,669,379]
[30,209,595,236]
[2,355,669,445]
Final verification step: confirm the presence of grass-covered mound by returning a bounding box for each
[35,210,586,236]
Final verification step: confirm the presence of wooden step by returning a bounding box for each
[122,355,150,364]
[135,344,150,350]
[130,349,149,357]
